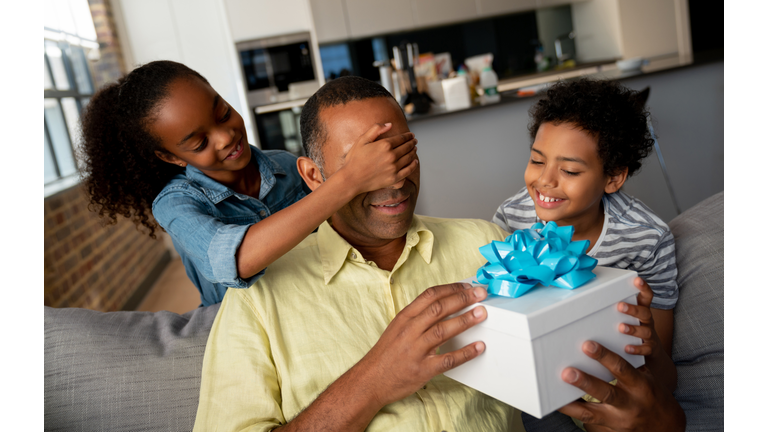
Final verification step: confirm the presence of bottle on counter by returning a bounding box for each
[479,65,500,105]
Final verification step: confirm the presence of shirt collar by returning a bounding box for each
[318,215,435,285]
[184,145,286,203]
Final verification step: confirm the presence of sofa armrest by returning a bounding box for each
[44,304,219,432]
[669,191,724,431]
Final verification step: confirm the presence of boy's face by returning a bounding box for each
[524,122,616,232]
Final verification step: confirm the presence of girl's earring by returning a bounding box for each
[179,163,185,167]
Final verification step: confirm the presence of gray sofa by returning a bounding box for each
[44,192,724,431]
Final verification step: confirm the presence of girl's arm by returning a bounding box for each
[235,123,418,279]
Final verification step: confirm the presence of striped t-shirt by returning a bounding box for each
[492,187,678,310]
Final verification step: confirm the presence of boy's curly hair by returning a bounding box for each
[528,79,654,177]
[79,60,208,238]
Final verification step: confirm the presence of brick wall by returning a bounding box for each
[88,0,127,89]
[44,185,170,311]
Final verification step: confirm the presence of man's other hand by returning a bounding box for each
[558,341,685,432]
[357,283,488,407]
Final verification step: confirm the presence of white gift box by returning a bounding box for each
[441,266,645,418]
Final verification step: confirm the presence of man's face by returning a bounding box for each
[318,97,420,246]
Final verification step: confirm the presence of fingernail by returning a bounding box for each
[564,369,578,383]
[475,342,485,353]
[627,346,635,354]
[473,306,484,318]
[619,303,628,312]
[462,283,473,289]
[585,341,598,353]
[384,122,391,127]
[473,287,486,299]
[621,324,630,334]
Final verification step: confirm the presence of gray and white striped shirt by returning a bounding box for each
[492,188,678,310]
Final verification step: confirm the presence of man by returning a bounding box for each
[194,77,685,431]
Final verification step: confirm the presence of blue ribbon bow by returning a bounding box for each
[476,222,598,298]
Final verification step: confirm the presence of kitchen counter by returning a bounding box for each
[406,53,700,123]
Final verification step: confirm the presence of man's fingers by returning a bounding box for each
[619,322,653,339]
[422,305,487,348]
[404,283,477,317]
[581,341,640,388]
[413,285,487,329]
[557,400,607,429]
[617,301,653,324]
[427,341,485,375]
[633,277,654,308]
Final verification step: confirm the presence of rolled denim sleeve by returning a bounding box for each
[153,191,260,288]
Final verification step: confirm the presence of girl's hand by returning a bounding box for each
[618,277,662,358]
[341,123,418,195]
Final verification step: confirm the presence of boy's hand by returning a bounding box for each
[341,123,418,194]
[618,277,662,358]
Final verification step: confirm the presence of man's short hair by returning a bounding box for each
[300,76,400,170]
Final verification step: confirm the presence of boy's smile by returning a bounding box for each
[525,122,625,240]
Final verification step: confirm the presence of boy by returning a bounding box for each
[493,79,677,392]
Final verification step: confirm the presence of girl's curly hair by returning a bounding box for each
[528,78,654,177]
[79,60,208,238]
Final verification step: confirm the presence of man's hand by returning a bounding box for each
[275,283,489,432]
[357,282,488,407]
[558,341,685,432]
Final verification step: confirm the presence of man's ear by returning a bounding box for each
[297,156,324,191]
[154,150,183,166]
[604,167,629,194]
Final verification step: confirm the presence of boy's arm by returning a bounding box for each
[236,123,417,279]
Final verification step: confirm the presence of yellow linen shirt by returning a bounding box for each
[194,215,522,432]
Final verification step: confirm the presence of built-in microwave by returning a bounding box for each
[236,32,321,107]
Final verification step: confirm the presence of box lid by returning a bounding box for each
[461,266,638,340]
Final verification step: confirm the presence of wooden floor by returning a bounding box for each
[135,257,201,314]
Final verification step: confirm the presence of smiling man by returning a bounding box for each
[193,77,686,432]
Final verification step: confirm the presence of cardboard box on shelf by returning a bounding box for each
[441,266,644,418]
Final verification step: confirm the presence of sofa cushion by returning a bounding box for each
[44,304,219,432]
[669,191,724,431]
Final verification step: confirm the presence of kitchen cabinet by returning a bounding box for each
[411,0,477,27]
[223,0,314,42]
[344,0,415,39]
[572,0,691,62]
[310,0,350,43]
[476,0,537,18]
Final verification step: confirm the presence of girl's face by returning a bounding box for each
[150,77,251,179]
[524,122,625,232]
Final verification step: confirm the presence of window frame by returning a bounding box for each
[44,33,96,197]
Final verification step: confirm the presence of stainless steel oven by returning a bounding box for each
[236,32,321,107]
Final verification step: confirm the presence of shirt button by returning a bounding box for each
[259,210,266,217]
[390,277,394,284]
[351,253,357,259]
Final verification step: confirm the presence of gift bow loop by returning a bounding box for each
[476,222,597,298]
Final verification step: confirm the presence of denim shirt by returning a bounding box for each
[152,146,308,306]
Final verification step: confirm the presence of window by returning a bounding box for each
[44,35,96,195]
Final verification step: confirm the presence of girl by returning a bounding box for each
[80,60,418,306]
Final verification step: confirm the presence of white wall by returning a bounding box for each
[223,0,313,42]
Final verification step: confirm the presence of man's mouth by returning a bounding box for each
[371,197,409,215]
[225,140,243,160]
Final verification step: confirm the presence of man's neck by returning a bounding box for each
[329,219,409,272]
[352,237,407,272]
